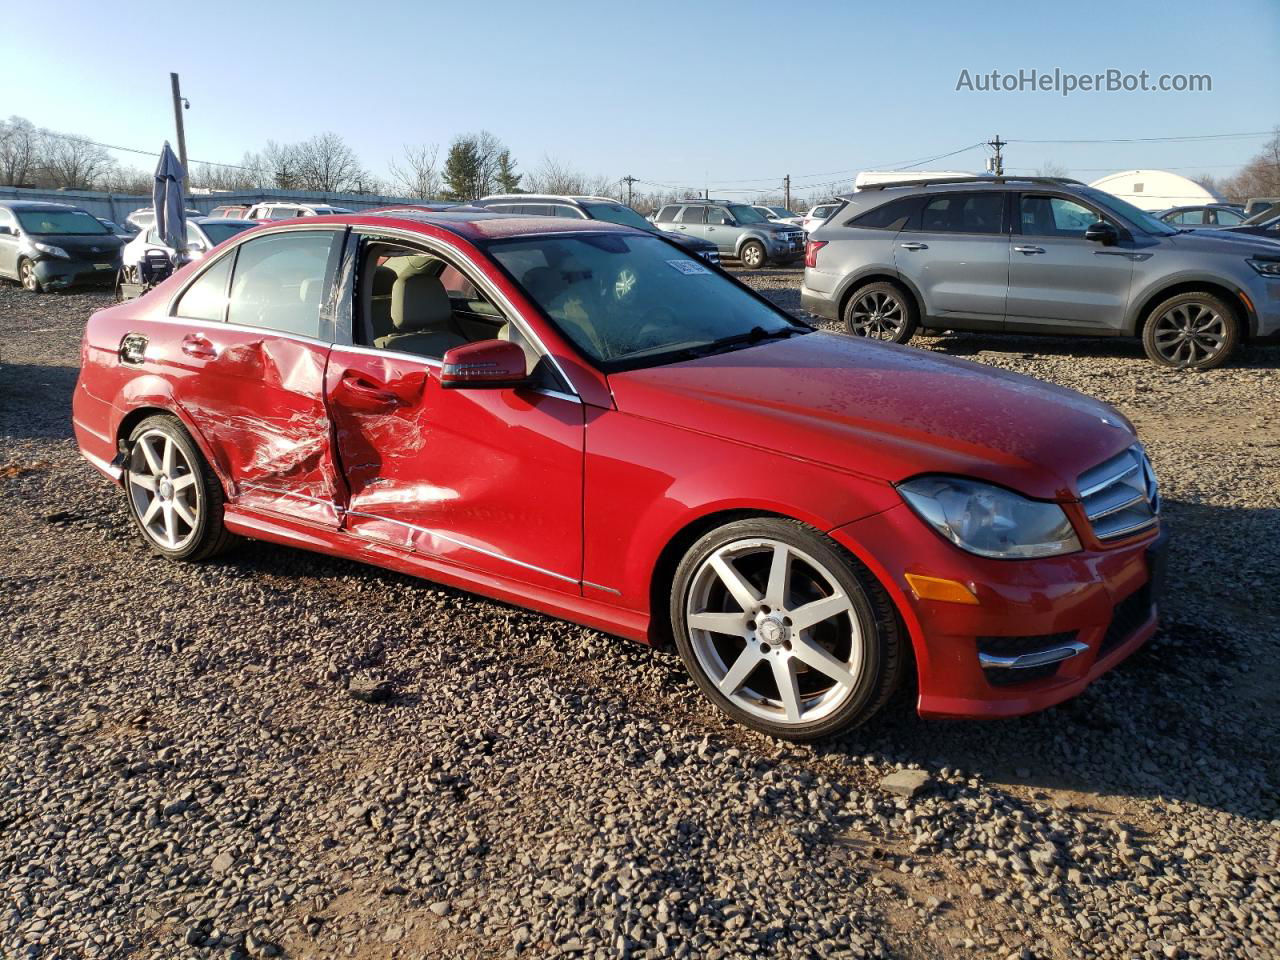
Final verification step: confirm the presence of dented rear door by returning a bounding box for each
[170,228,346,525]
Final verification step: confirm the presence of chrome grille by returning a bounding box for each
[1078,445,1160,541]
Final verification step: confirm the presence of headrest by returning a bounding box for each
[391,272,451,332]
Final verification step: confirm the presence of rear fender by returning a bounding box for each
[113,376,233,494]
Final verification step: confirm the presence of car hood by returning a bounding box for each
[607,332,1137,501]
[26,233,123,257]
[1164,229,1280,254]
[760,221,801,234]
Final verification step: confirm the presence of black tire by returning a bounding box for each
[18,258,42,293]
[1141,291,1239,371]
[670,517,904,741]
[739,240,766,270]
[123,415,238,561]
[843,281,918,344]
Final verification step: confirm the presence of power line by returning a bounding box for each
[36,128,255,172]
[1007,130,1273,145]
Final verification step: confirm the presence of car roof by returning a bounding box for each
[332,209,645,241]
[1,200,80,211]
[478,194,620,205]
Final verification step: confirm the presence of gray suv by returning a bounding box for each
[654,199,804,268]
[801,176,1280,369]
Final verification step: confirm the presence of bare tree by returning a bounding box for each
[258,140,303,190]
[1221,128,1280,202]
[40,131,114,189]
[0,116,42,186]
[526,155,617,198]
[1035,161,1071,178]
[388,143,441,199]
[295,132,368,193]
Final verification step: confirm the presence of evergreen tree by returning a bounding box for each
[443,136,481,199]
[495,150,522,193]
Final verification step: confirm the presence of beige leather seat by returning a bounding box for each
[375,272,467,358]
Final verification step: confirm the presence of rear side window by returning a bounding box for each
[226,231,337,339]
[706,207,729,225]
[850,196,920,231]
[1213,208,1244,225]
[655,205,679,222]
[920,193,1005,234]
[678,206,705,224]
[173,254,234,323]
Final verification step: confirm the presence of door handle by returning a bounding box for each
[337,374,404,412]
[181,334,217,359]
[899,242,928,251]
[1014,245,1046,255]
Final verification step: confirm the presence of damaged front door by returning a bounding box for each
[173,229,345,525]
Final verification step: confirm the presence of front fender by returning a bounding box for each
[1123,269,1259,335]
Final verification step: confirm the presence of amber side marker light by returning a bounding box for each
[904,573,980,605]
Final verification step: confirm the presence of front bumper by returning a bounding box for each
[1248,277,1280,337]
[34,257,119,290]
[830,503,1166,719]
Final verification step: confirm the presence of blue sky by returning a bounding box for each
[3,0,1277,199]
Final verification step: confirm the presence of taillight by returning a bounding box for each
[804,239,827,268]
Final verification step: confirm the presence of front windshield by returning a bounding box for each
[1080,188,1178,236]
[17,209,109,235]
[728,204,768,224]
[582,202,655,231]
[488,233,806,370]
[200,222,255,245]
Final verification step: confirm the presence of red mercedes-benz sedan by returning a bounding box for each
[72,210,1165,740]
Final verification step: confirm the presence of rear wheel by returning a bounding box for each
[739,240,766,269]
[1142,291,1239,370]
[843,281,917,344]
[123,415,238,561]
[18,259,41,293]
[671,517,903,741]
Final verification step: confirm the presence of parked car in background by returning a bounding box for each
[97,217,137,239]
[802,201,842,233]
[0,201,124,292]
[1221,205,1280,241]
[364,203,462,214]
[243,202,353,220]
[474,194,722,264]
[1243,197,1280,218]
[1154,204,1248,228]
[126,207,204,233]
[753,205,804,226]
[652,199,803,268]
[802,175,1280,370]
[209,204,250,219]
[74,208,1165,740]
[121,217,257,280]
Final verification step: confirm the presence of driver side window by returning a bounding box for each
[354,240,532,366]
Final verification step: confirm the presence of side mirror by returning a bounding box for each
[0,225,11,236]
[1084,221,1119,246]
[439,339,528,389]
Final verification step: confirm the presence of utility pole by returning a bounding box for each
[169,72,189,173]
[621,174,637,207]
[986,134,1005,176]
[783,174,791,211]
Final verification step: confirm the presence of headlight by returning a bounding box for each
[898,476,1081,559]
[1246,258,1280,277]
[33,242,69,259]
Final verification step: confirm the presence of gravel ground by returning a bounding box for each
[1,273,1277,960]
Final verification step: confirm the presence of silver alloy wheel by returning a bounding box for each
[127,429,201,551]
[741,243,764,268]
[686,538,863,726]
[1151,301,1226,366]
[848,290,905,339]
[19,260,38,292]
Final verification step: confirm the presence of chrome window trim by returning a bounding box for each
[348,224,582,401]
[125,310,336,350]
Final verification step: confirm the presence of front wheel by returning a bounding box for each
[739,240,766,269]
[1142,291,1239,370]
[123,415,238,561]
[18,259,41,293]
[671,518,904,740]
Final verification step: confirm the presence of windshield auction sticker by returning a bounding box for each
[667,259,710,275]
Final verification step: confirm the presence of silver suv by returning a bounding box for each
[654,199,804,268]
[801,176,1280,369]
